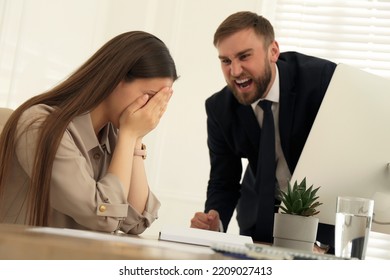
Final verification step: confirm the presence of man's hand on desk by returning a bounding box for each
[190,209,221,231]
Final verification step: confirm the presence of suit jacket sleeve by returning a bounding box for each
[204,93,243,231]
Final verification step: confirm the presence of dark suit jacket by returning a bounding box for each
[204,51,337,245]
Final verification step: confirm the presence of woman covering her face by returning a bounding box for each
[0,31,178,235]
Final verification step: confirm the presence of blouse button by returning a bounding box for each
[93,153,101,160]
[99,205,106,212]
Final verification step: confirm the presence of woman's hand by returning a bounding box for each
[118,87,173,138]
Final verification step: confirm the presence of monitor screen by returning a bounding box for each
[291,64,390,234]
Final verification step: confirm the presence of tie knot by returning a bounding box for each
[259,100,272,112]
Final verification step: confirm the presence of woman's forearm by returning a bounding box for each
[107,130,137,198]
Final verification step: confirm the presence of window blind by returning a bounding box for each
[273,0,390,78]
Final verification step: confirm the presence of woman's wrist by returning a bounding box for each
[117,131,145,158]
[133,143,146,159]
[135,138,143,149]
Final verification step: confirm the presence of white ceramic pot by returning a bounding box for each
[273,213,319,252]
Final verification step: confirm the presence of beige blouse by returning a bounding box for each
[2,104,160,234]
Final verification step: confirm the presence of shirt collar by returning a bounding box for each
[72,113,112,154]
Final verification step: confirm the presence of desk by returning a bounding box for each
[2,223,389,260]
[0,223,231,260]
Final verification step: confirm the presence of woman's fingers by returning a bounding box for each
[130,94,150,113]
[143,87,173,120]
[145,87,172,112]
[119,87,173,138]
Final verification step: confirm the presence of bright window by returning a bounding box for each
[272,0,390,78]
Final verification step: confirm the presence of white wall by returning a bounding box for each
[0,0,271,236]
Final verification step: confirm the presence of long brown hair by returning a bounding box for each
[0,31,178,226]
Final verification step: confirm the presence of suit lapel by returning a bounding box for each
[277,60,296,170]
[237,105,260,152]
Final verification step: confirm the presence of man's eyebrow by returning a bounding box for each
[218,48,253,60]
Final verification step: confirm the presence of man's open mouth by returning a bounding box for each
[234,78,253,89]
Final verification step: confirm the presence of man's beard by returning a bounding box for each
[229,62,272,105]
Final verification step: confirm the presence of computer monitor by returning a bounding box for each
[291,64,390,234]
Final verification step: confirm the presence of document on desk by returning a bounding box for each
[159,225,253,247]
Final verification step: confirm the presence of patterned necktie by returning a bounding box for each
[254,100,276,242]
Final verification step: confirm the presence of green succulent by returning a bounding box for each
[279,177,323,216]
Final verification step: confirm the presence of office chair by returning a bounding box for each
[0,107,14,135]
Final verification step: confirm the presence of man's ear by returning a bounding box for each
[269,41,280,63]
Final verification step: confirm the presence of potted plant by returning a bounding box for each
[273,177,323,251]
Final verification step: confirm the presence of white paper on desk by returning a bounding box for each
[28,226,216,255]
[159,225,253,247]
